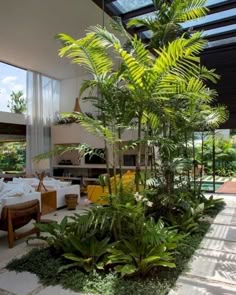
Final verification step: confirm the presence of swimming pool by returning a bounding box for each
[193,181,224,192]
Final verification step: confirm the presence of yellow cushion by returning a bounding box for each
[87,171,136,204]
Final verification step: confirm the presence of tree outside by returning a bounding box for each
[0,142,26,172]
[7,90,27,114]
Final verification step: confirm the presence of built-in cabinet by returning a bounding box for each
[51,123,145,185]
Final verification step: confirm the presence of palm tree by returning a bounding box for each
[128,0,208,49]
[57,24,224,194]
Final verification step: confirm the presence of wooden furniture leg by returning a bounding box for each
[0,199,40,248]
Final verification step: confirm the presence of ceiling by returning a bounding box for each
[0,0,110,80]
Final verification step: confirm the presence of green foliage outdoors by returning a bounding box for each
[0,142,26,171]
[7,90,27,114]
[196,136,236,176]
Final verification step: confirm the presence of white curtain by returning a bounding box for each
[26,71,60,175]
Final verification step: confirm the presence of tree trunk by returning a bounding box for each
[192,132,196,195]
[144,129,149,190]
[198,131,204,195]
[165,169,174,194]
[135,112,142,192]
[104,143,112,194]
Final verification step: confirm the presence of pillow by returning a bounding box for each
[1,188,26,198]
[12,177,38,185]
[0,183,34,198]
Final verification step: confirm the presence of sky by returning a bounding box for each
[0,62,26,112]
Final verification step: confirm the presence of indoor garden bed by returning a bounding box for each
[7,221,212,295]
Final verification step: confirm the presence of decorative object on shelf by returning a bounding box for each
[32,158,50,192]
[65,194,78,210]
[58,159,73,165]
[73,97,82,113]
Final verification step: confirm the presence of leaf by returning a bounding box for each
[114,264,137,276]
[58,262,78,273]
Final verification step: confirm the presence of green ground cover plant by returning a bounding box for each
[7,222,211,295]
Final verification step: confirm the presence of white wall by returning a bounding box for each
[0,111,25,125]
[60,75,98,116]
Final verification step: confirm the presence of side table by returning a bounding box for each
[41,190,57,215]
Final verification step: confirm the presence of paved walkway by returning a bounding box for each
[0,195,235,295]
[169,194,236,295]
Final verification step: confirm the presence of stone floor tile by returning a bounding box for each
[185,249,236,285]
[200,237,236,253]
[205,224,236,242]
[213,213,236,226]
[36,286,84,295]
[0,271,40,295]
[169,275,236,295]
[0,289,16,295]
[217,207,236,216]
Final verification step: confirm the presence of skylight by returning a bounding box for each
[182,8,236,29]
[93,0,236,48]
[109,0,152,14]
[203,24,236,37]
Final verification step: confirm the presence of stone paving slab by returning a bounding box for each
[205,224,236,242]
[0,271,40,295]
[200,237,236,253]
[216,207,236,216]
[219,200,236,207]
[185,249,236,286]
[169,275,236,295]
[36,286,84,295]
[213,213,236,226]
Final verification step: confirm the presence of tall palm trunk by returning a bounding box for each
[144,127,149,190]
[197,131,204,195]
[192,132,196,195]
[135,111,142,192]
[163,124,174,194]
[104,143,112,194]
[112,140,117,195]
[101,109,112,195]
[184,130,191,188]
[118,128,122,179]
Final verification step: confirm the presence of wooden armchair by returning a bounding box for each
[0,199,40,248]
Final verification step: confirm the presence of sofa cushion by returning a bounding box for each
[0,183,34,198]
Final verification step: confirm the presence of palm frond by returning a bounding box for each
[78,113,118,144]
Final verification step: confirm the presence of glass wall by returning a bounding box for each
[0,62,26,113]
[194,129,236,193]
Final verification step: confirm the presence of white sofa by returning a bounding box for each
[0,178,80,214]
[0,179,41,215]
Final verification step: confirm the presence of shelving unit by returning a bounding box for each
[51,123,146,186]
